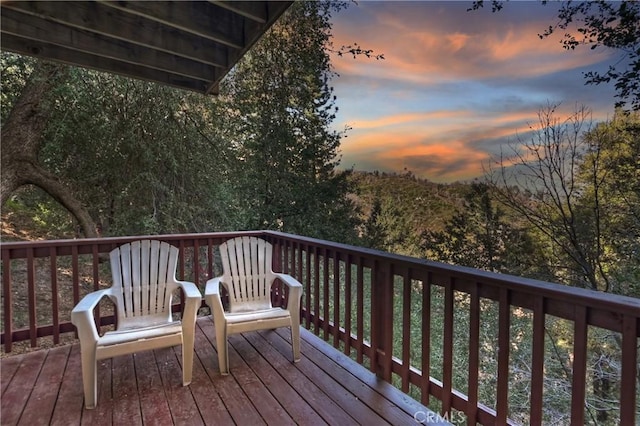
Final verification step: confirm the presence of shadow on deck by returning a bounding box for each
[1,317,444,425]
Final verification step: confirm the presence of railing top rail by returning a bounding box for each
[263,231,640,316]
[0,231,266,259]
[2,229,638,315]
[0,230,265,250]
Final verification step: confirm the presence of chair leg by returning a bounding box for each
[80,347,98,409]
[215,323,229,375]
[182,331,194,386]
[291,324,301,362]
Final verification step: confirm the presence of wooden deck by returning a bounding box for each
[1,317,444,425]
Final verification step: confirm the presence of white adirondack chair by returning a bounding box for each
[71,240,201,409]
[204,236,303,375]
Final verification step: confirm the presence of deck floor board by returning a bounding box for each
[1,317,444,425]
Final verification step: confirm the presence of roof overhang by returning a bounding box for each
[0,1,293,94]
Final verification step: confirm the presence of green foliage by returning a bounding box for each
[350,170,466,256]
[218,1,361,243]
[0,53,35,123]
[424,182,541,275]
[35,68,238,236]
[579,109,640,297]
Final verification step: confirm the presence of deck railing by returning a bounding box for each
[1,231,638,425]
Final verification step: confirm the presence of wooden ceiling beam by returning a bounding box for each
[2,32,213,94]
[100,1,246,49]
[0,1,292,95]
[2,1,231,67]
[211,1,268,24]
[1,8,223,82]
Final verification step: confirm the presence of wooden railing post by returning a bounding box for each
[371,259,393,380]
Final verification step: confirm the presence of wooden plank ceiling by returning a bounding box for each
[0,1,293,95]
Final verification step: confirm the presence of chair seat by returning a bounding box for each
[225,307,290,325]
[98,321,183,347]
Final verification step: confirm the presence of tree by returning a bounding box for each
[487,103,611,290]
[470,0,640,110]
[1,58,99,237]
[578,109,640,297]
[486,104,640,422]
[40,69,236,236]
[424,182,540,276]
[2,52,240,238]
[219,1,361,242]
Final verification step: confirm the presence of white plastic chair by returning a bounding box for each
[71,240,201,409]
[204,236,303,375]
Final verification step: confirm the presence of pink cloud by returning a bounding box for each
[331,4,614,85]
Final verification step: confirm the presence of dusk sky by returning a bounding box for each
[328,1,619,183]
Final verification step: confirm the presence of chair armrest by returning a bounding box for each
[204,277,226,320]
[274,273,303,312]
[177,280,202,301]
[176,280,201,325]
[71,289,112,345]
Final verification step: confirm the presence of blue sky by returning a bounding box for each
[329,1,619,182]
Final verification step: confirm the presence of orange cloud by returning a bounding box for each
[345,110,472,130]
[342,137,491,182]
[330,5,614,85]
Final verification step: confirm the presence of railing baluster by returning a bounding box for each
[356,257,364,364]
[322,248,329,340]
[193,239,200,288]
[382,262,393,381]
[401,268,411,393]
[571,305,588,425]
[442,276,454,415]
[620,315,638,425]
[50,246,60,344]
[313,245,320,334]
[90,244,100,336]
[496,287,511,425]
[207,238,214,279]
[2,248,13,352]
[178,240,186,281]
[71,245,80,306]
[295,242,303,325]
[343,254,352,356]
[27,247,36,347]
[304,246,311,329]
[296,242,302,287]
[467,283,480,424]
[421,271,432,406]
[370,259,380,374]
[332,250,340,347]
[529,295,545,426]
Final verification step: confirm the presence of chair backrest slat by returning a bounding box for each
[131,241,142,316]
[109,240,179,325]
[220,237,274,312]
[140,240,150,314]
